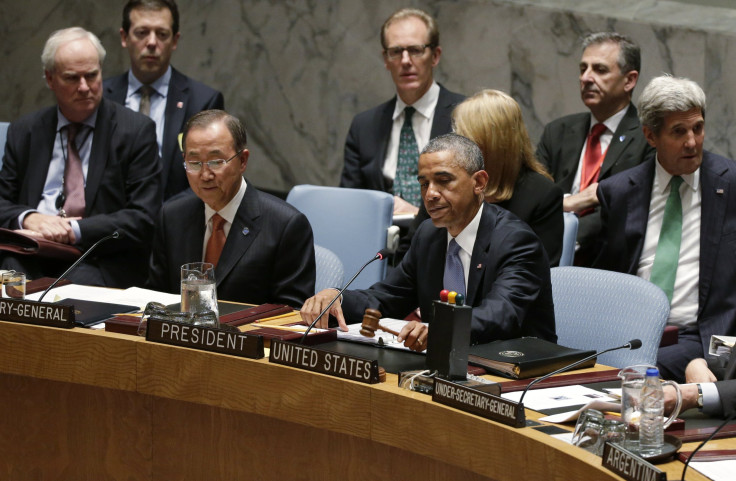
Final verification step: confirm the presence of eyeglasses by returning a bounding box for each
[383,44,433,61]
[183,149,244,173]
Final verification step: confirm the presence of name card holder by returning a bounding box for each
[146,318,264,359]
[432,378,525,428]
[602,442,665,481]
[0,298,75,328]
[269,339,380,384]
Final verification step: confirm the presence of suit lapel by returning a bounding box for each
[558,116,589,191]
[600,104,638,179]
[467,204,492,305]
[429,85,454,138]
[162,68,189,180]
[26,108,58,205]
[698,152,729,314]
[84,99,114,213]
[184,201,206,264]
[371,99,395,192]
[215,184,261,285]
[624,162,654,274]
[103,74,128,105]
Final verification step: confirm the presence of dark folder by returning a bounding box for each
[468,337,596,379]
[56,298,139,327]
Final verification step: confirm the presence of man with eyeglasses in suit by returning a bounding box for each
[340,8,464,216]
[147,110,315,308]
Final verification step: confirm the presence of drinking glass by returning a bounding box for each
[180,262,219,327]
[1,271,26,299]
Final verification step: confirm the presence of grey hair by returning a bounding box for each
[421,133,484,174]
[41,27,106,73]
[638,75,706,134]
[183,109,248,152]
[582,31,640,75]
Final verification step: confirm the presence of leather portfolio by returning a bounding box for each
[468,337,596,379]
[0,228,82,261]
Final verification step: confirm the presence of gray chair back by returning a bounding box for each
[559,212,578,266]
[314,245,345,292]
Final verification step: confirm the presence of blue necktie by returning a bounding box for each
[394,107,421,206]
[443,239,465,296]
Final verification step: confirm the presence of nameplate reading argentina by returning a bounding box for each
[146,318,264,359]
[432,378,525,427]
[269,339,380,384]
[602,442,665,481]
[0,298,74,328]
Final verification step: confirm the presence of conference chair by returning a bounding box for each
[559,212,579,267]
[286,185,394,289]
[550,266,670,368]
[314,245,344,293]
[0,122,8,170]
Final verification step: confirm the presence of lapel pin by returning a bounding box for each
[717,188,724,195]
[177,101,184,109]
[476,263,483,269]
[242,227,250,236]
[619,135,626,142]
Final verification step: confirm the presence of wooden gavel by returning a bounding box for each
[360,308,400,338]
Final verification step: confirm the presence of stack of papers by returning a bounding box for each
[26,284,180,311]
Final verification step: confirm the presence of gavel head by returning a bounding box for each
[359,308,382,338]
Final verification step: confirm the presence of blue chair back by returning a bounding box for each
[0,122,9,170]
[550,266,670,368]
[287,185,393,289]
[314,245,345,293]
[559,212,578,266]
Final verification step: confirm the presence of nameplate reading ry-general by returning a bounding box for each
[0,298,75,329]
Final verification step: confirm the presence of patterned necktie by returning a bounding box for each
[580,123,608,190]
[139,85,154,117]
[205,214,227,267]
[443,239,466,296]
[650,176,684,303]
[63,123,85,217]
[394,106,421,206]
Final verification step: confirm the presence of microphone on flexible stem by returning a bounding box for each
[518,339,642,406]
[300,249,390,344]
[681,410,736,481]
[38,231,120,302]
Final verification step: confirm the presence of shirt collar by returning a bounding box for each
[56,107,98,131]
[204,177,248,226]
[589,103,629,134]
[393,81,440,121]
[128,65,172,97]
[447,202,484,256]
[653,155,700,195]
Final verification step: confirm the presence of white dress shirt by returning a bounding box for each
[201,177,247,261]
[125,67,171,158]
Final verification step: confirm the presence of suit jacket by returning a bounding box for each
[342,203,556,345]
[340,85,465,192]
[536,104,653,260]
[401,168,564,266]
[595,152,736,360]
[0,99,161,287]
[147,184,316,308]
[104,68,224,199]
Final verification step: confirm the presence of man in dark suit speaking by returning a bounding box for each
[104,0,224,200]
[595,75,736,383]
[340,8,464,215]
[147,110,316,308]
[0,27,161,287]
[302,134,556,350]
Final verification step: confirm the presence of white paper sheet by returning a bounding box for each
[502,385,617,411]
[337,318,426,351]
[690,460,736,481]
[26,284,180,310]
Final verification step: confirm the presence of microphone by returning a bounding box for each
[38,231,120,302]
[300,249,390,343]
[681,410,736,480]
[518,339,641,406]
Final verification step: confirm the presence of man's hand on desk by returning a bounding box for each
[21,213,78,244]
[563,183,599,213]
[665,383,698,414]
[685,358,718,383]
[300,288,348,331]
[397,320,428,352]
[393,195,419,216]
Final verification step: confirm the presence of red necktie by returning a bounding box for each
[63,123,86,217]
[204,214,227,267]
[580,123,608,190]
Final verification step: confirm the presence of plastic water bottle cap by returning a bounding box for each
[646,367,659,377]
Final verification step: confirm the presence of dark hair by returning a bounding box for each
[582,32,640,74]
[123,0,180,35]
[182,110,247,152]
[421,133,484,174]
[380,8,439,49]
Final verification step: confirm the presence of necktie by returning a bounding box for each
[394,106,421,207]
[443,239,466,297]
[139,85,154,117]
[650,176,684,303]
[580,123,608,190]
[205,214,227,267]
[63,123,85,217]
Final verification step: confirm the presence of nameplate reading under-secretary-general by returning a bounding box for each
[432,378,525,427]
[146,318,264,359]
[0,298,75,328]
[269,339,380,384]
[602,442,665,481]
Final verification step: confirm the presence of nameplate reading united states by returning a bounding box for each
[602,442,665,481]
[269,339,380,384]
[0,298,75,329]
[432,378,525,427]
[146,318,264,359]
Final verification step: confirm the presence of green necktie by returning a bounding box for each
[650,176,684,303]
[394,107,421,206]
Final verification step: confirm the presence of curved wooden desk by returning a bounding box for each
[0,319,719,480]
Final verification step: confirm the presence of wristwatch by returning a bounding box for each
[696,383,704,410]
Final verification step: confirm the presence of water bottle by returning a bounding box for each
[639,367,664,456]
